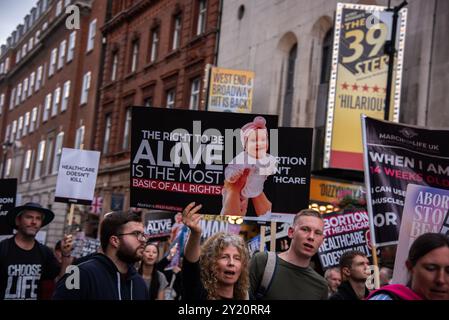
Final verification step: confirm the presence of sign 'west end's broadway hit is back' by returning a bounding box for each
[362,116,449,246]
[130,107,313,220]
[207,67,255,113]
[324,3,407,171]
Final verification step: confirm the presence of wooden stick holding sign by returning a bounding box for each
[371,244,380,289]
[270,221,276,252]
[259,226,266,253]
[66,144,83,230]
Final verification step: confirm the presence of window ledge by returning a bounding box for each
[143,61,157,71]
[124,72,137,80]
[164,49,181,60]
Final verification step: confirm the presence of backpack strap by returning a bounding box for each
[256,251,277,299]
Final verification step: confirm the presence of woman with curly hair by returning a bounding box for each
[182,202,250,300]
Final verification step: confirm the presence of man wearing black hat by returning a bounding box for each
[0,202,73,300]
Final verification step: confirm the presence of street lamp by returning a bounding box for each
[1,141,14,179]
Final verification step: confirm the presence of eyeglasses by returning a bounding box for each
[116,231,148,241]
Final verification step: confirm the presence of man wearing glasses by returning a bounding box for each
[53,212,149,300]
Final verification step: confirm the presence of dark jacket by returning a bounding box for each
[329,281,369,300]
[52,253,149,300]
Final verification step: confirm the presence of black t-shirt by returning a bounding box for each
[0,237,60,300]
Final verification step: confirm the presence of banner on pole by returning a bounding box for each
[324,3,407,170]
[362,116,449,246]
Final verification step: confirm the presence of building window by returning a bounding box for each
[5,57,10,73]
[74,125,85,149]
[320,30,333,84]
[29,72,35,97]
[143,97,153,107]
[34,140,45,179]
[166,89,175,108]
[9,88,15,110]
[16,84,22,106]
[172,15,182,50]
[122,108,131,150]
[24,112,30,136]
[0,93,4,115]
[61,81,70,112]
[189,78,201,110]
[52,87,61,117]
[43,93,52,122]
[130,41,139,73]
[30,107,38,132]
[29,36,34,51]
[67,31,76,62]
[22,44,27,58]
[111,52,118,81]
[35,31,41,44]
[4,124,11,143]
[17,116,23,140]
[5,158,12,177]
[80,71,91,105]
[52,132,64,173]
[35,66,43,91]
[22,149,33,182]
[282,43,297,127]
[11,120,17,142]
[49,47,58,76]
[196,0,207,36]
[149,29,159,63]
[103,115,112,154]
[22,78,29,101]
[56,1,63,16]
[44,136,54,176]
[58,40,67,70]
[87,19,97,52]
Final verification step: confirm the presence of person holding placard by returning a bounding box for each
[182,202,250,300]
[0,203,73,300]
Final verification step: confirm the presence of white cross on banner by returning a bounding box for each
[90,197,103,215]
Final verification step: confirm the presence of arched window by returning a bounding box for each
[313,28,333,170]
[320,29,333,84]
[282,43,297,127]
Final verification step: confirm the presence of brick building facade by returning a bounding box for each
[94,0,221,215]
[0,0,107,246]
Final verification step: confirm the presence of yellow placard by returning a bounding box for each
[207,67,254,113]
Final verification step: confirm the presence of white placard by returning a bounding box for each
[55,148,100,205]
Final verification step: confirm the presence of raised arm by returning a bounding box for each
[182,202,203,263]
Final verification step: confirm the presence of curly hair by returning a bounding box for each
[199,232,250,300]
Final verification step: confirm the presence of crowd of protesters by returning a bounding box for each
[0,200,448,300]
